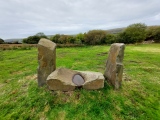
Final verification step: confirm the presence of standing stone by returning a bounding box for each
[104,43,125,89]
[38,38,56,86]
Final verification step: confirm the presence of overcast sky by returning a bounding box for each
[0,0,160,39]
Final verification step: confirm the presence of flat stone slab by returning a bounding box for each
[46,68,104,91]
[79,71,104,90]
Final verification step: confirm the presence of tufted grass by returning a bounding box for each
[0,44,160,120]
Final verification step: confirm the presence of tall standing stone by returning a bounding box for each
[104,43,125,89]
[38,38,56,86]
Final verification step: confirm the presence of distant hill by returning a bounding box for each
[106,27,125,34]
[4,38,23,43]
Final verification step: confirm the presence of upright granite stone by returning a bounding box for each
[104,43,125,89]
[38,38,56,86]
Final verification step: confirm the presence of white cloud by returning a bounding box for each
[154,13,160,20]
[0,0,160,39]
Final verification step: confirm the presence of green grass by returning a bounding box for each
[0,44,160,120]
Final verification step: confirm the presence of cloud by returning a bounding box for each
[0,0,160,39]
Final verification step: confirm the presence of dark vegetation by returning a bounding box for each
[117,23,147,44]
[146,26,160,42]
[1,23,160,45]
[22,23,160,45]
[22,32,47,44]
[0,38,4,44]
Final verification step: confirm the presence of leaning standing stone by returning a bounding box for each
[37,38,56,86]
[104,43,125,89]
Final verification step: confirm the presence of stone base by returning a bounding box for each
[79,71,104,90]
[46,68,104,91]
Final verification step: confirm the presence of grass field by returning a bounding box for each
[0,44,160,120]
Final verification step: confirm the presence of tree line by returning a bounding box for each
[1,23,160,44]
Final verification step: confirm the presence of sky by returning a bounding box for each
[0,0,160,39]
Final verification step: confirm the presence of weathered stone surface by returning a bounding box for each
[104,43,125,89]
[37,38,56,86]
[80,71,104,90]
[46,68,104,91]
[47,68,78,91]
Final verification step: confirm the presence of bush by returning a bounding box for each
[84,30,106,45]
[154,27,160,43]
[50,34,61,43]
[23,36,40,44]
[35,32,47,39]
[116,32,129,43]
[76,33,85,44]
[146,26,155,40]
[105,34,117,44]
[58,35,69,44]
[118,23,147,44]
[67,36,76,44]
[0,38,4,44]
[51,34,77,44]
[23,32,47,44]
[146,26,160,43]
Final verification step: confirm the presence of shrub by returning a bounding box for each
[35,32,47,39]
[51,34,77,44]
[23,32,47,44]
[116,32,129,43]
[146,26,160,43]
[146,26,155,40]
[84,30,106,45]
[105,34,117,44]
[67,36,76,44]
[0,38,4,44]
[58,35,69,44]
[23,36,40,44]
[154,27,160,43]
[118,23,147,44]
[76,33,85,44]
[74,39,82,44]
[50,34,61,43]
